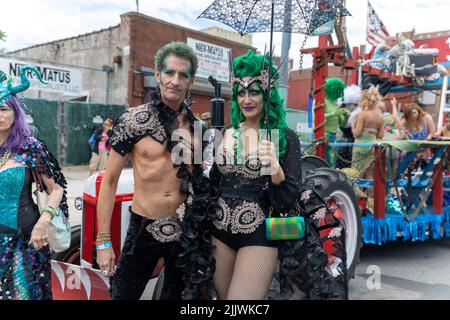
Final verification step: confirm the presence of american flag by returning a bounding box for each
[367,2,390,46]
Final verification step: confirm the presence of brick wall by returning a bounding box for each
[125,12,254,113]
[287,66,355,110]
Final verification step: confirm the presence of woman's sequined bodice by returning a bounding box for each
[211,128,302,235]
[216,147,268,192]
[0,166,39,235]
[0,167,26,230]
[213,148,269,234]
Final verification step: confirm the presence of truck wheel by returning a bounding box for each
[303,167,362,280]
[299,156,330,184]
[51,225,81,265]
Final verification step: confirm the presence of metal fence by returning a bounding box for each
[23,98,127,166]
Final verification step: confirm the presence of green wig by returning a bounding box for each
[230,50,288,159]
[325,78,346,101]
[154,41,198,78]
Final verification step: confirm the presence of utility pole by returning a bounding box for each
[136,0,139,13]
[279,0,292,109]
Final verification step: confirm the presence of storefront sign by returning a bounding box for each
[0,57,83,95]
[187,38,231,82]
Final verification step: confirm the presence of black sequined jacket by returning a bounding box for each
[16,137,68,218]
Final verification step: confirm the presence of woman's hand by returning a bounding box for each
[29,211,52,250]
[391,97,397,107]
[259,140,285,185]
[259,140,280,174]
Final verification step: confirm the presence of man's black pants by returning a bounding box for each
[110,211,184,300]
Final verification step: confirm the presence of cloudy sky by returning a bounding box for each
[2,0,450,68]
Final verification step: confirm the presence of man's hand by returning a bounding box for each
[97,247,116,277]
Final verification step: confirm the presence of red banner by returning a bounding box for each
[415,34,450,63]
[51,261,111,300]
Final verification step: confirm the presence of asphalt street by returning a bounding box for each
[349,239,450,300]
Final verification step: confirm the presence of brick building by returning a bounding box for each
[287,65,356,111]
[9,12,255,118]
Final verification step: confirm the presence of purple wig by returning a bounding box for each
[3,96,31,153]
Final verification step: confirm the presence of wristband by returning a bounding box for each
[41,206,57,219]
[96,242,113,250]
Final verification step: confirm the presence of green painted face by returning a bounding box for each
[157,55,194,109]
[237,81,264,122]
[236,87,263,98]
[160,66,192,83]
[0,104,13,115]
[0,103,15,133]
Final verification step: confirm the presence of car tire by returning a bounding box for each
[301,167,362,280]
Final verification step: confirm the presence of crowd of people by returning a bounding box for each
[333,77,449,211]
[338,84,448,175]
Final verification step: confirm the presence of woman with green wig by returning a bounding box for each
[205,50,302,299]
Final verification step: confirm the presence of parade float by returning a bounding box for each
[299,25,450,250]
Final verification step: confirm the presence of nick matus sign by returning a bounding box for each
[0,57,83,95]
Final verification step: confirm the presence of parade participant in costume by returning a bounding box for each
[382,97,405,141]
[402,103,434,140]
[402,103,435,170]
[96,41,211,300]
[434,115,450,139]
[324,78,350,167]
[381,97,405,180]
[362,36,398,96]
[207,50,301,299]
[178,50,347,300]
[345,86,384,210]
[336,85,361,169]
[350,86,384,175]
[0,66,68,300]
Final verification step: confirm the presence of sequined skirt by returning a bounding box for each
[0,233,52,300]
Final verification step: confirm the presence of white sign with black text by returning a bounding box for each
[0,57,83,95]
[187,38,231,83]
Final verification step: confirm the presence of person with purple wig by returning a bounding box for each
[0,66,68,300]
